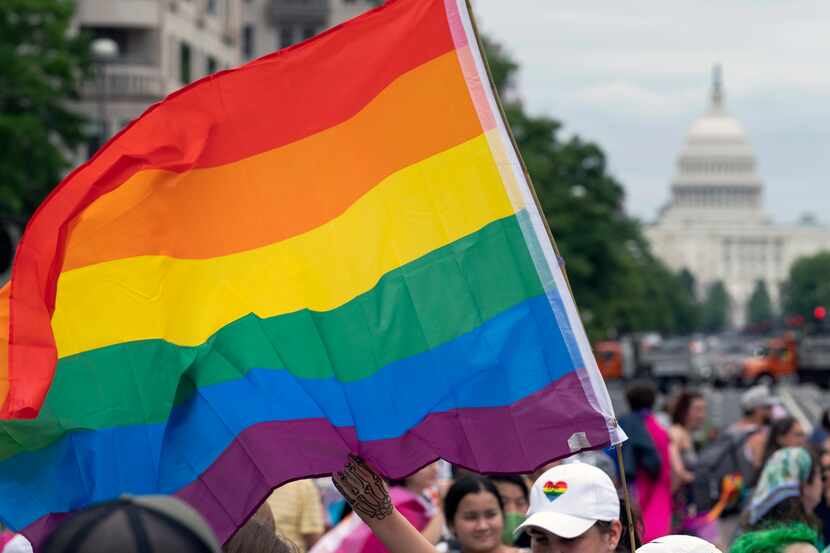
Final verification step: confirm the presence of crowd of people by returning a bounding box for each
[4,381,830,553]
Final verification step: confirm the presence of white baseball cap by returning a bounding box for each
[740,385,776,411]
[1,534,33,553]
[637,535,723,553]
[515,462,620,539]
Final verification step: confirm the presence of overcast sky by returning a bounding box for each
[472,1,830,224]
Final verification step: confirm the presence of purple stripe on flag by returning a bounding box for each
[23,371,610,547]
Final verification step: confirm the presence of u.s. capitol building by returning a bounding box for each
[645,67,830,327]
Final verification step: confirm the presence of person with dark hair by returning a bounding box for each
[761,418,808,469]
[669,390,707,486]
[331,458,519,553]
[333,457,642,553]
[809,410,830,448]
[625,380,657,412]
[728,385,776,472]
[489,475,529,544]
[618,382,661,486]
[743,447,823,532]
[514,462,641,553]
[812,447,830,546]
[42,495,222,553]
[442,475,522,553]
[618,380,672,542]
[729,523,820,553]
[668,390,719,542]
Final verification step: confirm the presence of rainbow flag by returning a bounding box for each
[0,0,621,544]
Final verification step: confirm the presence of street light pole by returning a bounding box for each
[90,38,120,150]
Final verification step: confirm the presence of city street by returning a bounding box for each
[607,380,828,433]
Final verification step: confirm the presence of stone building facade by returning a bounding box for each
[73,0,243,155]
[72,0,377,152]
[646,67,830,326]
[240,0,377,61]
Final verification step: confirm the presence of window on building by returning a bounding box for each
[207,0,217,14]
[179,42,192,84]
[243,24,254,58]
[279,26,295,48]
[207,56,218,75]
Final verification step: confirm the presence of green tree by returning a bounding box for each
[0,0,90,220]
[783,251,830,321]
[481,36,698,338]
[678,268,697,297]
[746,279,773,328]
[702,281,731,333]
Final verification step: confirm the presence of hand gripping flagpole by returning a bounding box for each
[462,2,636,552]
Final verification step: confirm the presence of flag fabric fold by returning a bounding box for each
[0,0,622,545]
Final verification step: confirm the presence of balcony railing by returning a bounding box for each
[76,0,159,27]
[269,0,330,25]
[83,64,164,101]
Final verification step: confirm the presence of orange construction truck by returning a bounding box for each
[742,334,798,384]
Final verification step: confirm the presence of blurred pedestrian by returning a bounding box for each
[266,480,325,552]
[387,463,445,545]
[669,390,720,543]
[619,380,672,542]
[669,390,708,492]
[42,495,222,553]
[809,410,830,448]
[637,534,722,553]
[729,523,820,553]
[744,447,822,532]
[489,475,530,545]
[331,457,642,553]
[566,449,619,484]
[761,418,808,469]
[811,448,830,546]
[729,385,775,472]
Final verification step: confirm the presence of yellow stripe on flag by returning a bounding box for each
[52,132,515,357]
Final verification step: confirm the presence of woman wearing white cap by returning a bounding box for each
[334,457,638,553]
[514,462,638,553]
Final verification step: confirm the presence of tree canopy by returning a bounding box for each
[746,279,774,330]
[482,36,698,339]
[0,0,89,222]
[783,251,830,323]
[701,281,731,333]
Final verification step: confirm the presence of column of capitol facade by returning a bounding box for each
[646,66,830,327]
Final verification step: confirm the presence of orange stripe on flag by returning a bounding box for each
[62,51,484,269]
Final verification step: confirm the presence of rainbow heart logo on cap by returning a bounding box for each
[542,480,568,501]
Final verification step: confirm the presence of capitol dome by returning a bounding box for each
[646,66,830,330]
[665,65,763,220]
[687,113,746,143]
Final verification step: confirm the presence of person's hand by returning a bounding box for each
[333,454,393,521]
